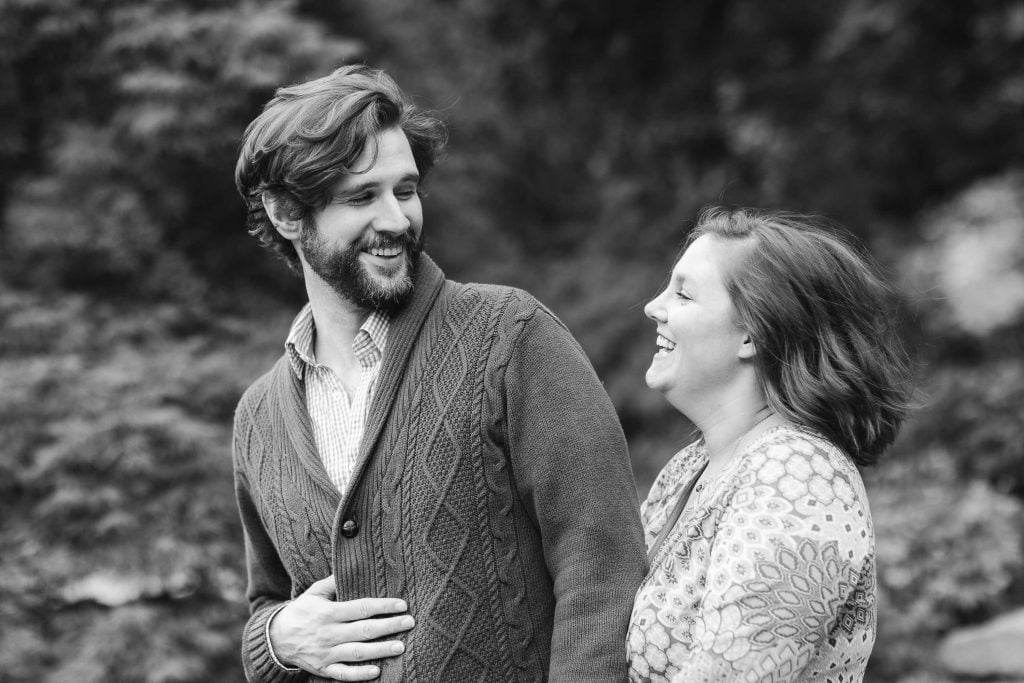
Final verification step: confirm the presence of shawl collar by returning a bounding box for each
[266,254,446,507]
[271,354,340,502]
[340,254,446,514]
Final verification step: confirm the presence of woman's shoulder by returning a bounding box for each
[642,440,706,509]
[740,423,868,510]
[727,424,874,569]
[649,438,705,487]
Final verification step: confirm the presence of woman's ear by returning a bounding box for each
[262,193,302,240]
[738,332,757,360]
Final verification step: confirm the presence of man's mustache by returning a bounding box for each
[361,231,420,251]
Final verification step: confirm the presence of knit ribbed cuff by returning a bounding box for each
[243,602,308,683]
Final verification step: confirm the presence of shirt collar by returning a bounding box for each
[285,303,389,379]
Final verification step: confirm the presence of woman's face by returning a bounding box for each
[643,234,751,411]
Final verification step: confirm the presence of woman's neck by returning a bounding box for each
[698,402,781,470]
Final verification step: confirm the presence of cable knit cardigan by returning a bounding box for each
[232,255,647,683]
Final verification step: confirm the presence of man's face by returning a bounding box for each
[299,126,424,312]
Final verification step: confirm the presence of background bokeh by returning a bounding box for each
[2,1,1023,681]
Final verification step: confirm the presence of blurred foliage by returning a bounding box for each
[0,0,361,298]
[869,452,1024,679]
[0,286,291,680]
[1,0,1023,680]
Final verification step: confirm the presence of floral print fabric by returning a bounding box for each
[627,425,876,682]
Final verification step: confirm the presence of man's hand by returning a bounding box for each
[268,575,414,681]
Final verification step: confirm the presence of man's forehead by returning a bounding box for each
[361,127,413,160]
[337,129,418,184]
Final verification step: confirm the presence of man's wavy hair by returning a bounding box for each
[235,64,448,273]
[687,207,914,466]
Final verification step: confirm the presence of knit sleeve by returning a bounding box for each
[233,404,309,683]
[502,304,648,682]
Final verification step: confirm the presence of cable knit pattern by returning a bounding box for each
[233,255,647,682]
[627,425,876,683]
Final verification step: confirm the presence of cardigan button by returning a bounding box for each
[341,519,360,538]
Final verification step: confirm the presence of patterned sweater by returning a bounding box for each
[233,255,647,683]
[627,425,875,682]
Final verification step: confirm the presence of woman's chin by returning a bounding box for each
[644,369,672,396]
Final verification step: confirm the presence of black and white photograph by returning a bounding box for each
[1,2,1023,681]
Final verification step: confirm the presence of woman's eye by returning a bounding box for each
[676,291,691,301]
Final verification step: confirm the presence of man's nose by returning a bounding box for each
[372,195,411,234]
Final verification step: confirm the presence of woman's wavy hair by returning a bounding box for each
[688,207,914,466]
[235,64,448,273]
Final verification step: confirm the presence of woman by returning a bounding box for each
[627,208,912,682]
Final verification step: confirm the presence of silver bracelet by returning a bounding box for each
[265,602,302,672]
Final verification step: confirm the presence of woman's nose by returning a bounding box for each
[644,294,664,322]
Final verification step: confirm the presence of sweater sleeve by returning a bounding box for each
[503,305,648,682]
[233,413,309,683]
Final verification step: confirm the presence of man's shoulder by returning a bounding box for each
[439,280,590,371]
[444,279,556,325]
[445,279,531,303]
[233,355,287,430]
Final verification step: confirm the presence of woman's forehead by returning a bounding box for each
[675,235,746,279]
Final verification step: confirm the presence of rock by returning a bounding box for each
[939,607,1024,679]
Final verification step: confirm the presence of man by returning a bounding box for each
[232,64,646,683]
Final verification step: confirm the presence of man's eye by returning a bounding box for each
[395,188,418,200]
[676,291,691,301]
[345,194,373,205]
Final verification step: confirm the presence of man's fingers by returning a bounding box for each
[379,615,416,640]
[319,640,406,680]
[305,575,337,599]
[348,614,415,642]
[331,639,405,663]
[321,663,380,682]
[319,613,414,646]
[333,597,409,622]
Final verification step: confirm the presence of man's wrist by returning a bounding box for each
[265,602,301,672]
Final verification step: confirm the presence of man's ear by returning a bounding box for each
[262,192,302,240]
[738,332,757,360]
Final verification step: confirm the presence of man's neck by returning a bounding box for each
[304,274,371,381]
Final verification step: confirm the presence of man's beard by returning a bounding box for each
[301,228,422,313]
